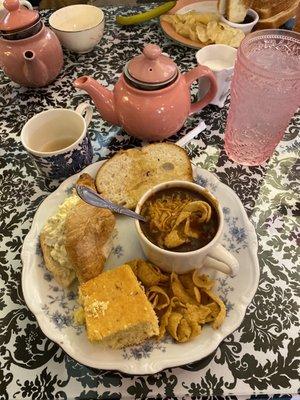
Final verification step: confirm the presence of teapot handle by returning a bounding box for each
[183,65,217,115]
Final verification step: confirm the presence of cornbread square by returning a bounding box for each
[79,264,159,349]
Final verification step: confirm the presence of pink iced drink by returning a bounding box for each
[224,30,300,166]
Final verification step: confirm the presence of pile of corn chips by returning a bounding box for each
[161,12,245,48]
[127,259,226,343]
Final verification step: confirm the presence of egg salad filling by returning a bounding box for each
[42,192,80,268]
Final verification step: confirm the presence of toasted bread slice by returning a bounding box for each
[253,0,298,19]
[95,143,193,210]
[40,231,76,288]
[256,2,299,28]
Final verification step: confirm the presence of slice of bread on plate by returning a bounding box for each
[95,143,193,210]
[252,0,298,19]
[255,0,299,28]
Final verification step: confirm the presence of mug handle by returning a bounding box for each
[75,102,93,127]
[184,65,217,114]
[202,244,239,277]
[20,0,33,8]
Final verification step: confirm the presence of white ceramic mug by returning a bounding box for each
[21,103,93,180]
[196,44,237,108]
[135,180,239,277]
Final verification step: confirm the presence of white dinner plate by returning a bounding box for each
[21,161,259,375]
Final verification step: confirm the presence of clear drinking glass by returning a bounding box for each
[224,30,300,166]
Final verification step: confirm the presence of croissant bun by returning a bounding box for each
[65,202,116,283]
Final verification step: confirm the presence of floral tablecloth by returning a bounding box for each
[0,6,299,400]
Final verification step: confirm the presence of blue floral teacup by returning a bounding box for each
[21,103,93,180]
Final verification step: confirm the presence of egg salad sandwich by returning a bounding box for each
[40,174,116,288]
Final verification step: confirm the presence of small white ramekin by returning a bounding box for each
[220,8,259,34]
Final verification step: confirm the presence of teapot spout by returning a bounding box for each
[74,76,119,126]
[23,50,49,87]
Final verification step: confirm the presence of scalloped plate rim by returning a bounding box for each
[21,161,259,375]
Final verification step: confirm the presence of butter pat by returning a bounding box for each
[86,300,109,318]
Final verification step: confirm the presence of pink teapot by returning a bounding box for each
[74,44,217,141]
[0,0,63,87]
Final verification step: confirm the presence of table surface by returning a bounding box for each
[0,6,299,400]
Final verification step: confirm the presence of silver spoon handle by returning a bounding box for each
[76,185,147,223]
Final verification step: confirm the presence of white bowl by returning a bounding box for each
[220,8,259,34]
[135,180,239,276]
[49,5,104,54]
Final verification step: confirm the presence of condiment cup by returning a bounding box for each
[135,181,239,277]
[21,103,93,180]
[196,44,237,108]
[49,5,104,54]
[220,9,259,34]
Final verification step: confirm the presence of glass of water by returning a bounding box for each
[224,29,300,166]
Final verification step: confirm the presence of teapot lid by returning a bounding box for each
[127,44,177,85]
[0,0,39,32]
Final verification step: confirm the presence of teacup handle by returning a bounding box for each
[203,244,239,277]
[75,102,93,127]
[20,0,33,9]
[184,65,217,114]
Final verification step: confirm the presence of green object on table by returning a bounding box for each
[116,1,176,25]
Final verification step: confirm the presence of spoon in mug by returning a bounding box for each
[76,185,147,223]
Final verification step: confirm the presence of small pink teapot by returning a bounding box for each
[0,0,63,87]
[74,44,217,141]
